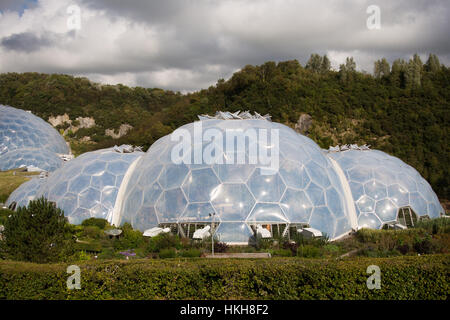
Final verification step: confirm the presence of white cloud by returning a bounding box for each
[0,0,449,92]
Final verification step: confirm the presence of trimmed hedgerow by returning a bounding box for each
[0,255,448,300]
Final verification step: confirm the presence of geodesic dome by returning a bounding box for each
[114,119,356,243]
[6,177,46,209]
[0,148,63,172]
[327,149,444,229]
[0,105,69,171]
[34,145,143,225]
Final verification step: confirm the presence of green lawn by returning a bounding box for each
[0,169,40,203]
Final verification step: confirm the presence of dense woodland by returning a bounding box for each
[0,53,448,199]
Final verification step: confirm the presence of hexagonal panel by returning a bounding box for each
[155,188,187,223]
[306,182,325,206]
[356,195,375,213]
[307,162,331,188]
[214,222,254,243]
[409,192,427,215]
[309,206,335,238]
[247,169,286,202]
[211,184,255,221]
[387,184,409,207]
[246,203,288,223]
[78,187,101,209]
[68,174,91,193]
[182,168,221,202]
[158,163,189,189]
[326,187,345,218]
[358,212,382,229]
[375,199,397,221]
[179,202,217,222]
[142,183,163,207]
[280,188,312,223]
[364,180,387,200]
[279,160,310,189]
[348,166,372,183]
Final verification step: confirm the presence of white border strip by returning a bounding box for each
[111,154,143,227]
[328,157,358,230]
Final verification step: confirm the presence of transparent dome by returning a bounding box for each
[0,148,63,172]
[328,149,444,229]
[35,146,143,225]
[6,177,46,209]
[115,119,354,242]
[0,105,69,171]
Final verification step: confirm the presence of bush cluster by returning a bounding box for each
[0,255,447,300]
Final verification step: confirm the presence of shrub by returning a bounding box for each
[159,248,176,259]
[282,240,298,256]
[114,223,145,250]
[0,197,75,263]
[298,245,322,258]
[145,233,182,253]
[81,218,109,230]
[273,249,292,257]
[0,255,448,299]
[81,226,103,239]
[180,248,202,258]
[214,241,229,253]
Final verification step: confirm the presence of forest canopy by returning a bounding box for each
[0,53,448,199]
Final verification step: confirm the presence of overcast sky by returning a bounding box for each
[0,0,449,92]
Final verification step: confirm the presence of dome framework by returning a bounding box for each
[6,112,444,244]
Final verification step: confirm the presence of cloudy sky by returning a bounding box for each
[0,0,449,92]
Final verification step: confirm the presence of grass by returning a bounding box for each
[0,169,40,203]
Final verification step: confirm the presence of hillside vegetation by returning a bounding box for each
[0,53,448,198]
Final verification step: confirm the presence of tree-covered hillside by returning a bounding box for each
[0,54,448,199]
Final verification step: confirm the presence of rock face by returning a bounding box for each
[105,124,133,139]
[294,113,313,135]
[48,114,96,135]
[48,114,71,127]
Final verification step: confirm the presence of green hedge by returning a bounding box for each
[0,255,448,300]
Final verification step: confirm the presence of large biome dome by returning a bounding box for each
[5,112,444,244]
[0,105,69,171]
[34,145,143,224]
[327,149,444,228]
[114,119,355,242]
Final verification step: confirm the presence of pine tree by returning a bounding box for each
[321,55,331,73]
[390,58,408,87]
[305,54,323,73]
[374,58,390,79]
[0,197,74,263]
[424,53,441,73]
[406,54,423,87]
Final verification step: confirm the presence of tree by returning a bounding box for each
[321,55,331,73]
[306,54,331,74]
[339,57,357,83]
[424,54,441,73]
[406,53,423,87]
[374,58,390,79]
[305,54,323,73]
[0,197,74,263]
[390,58,408,87]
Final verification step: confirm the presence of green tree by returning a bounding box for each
[390,58,408,87]
[374,58,390,78]
[0,197,74,263]
[321,55,331,73]
[406,53,423,87]
[424,53,441,73]
[306,54,323,73]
